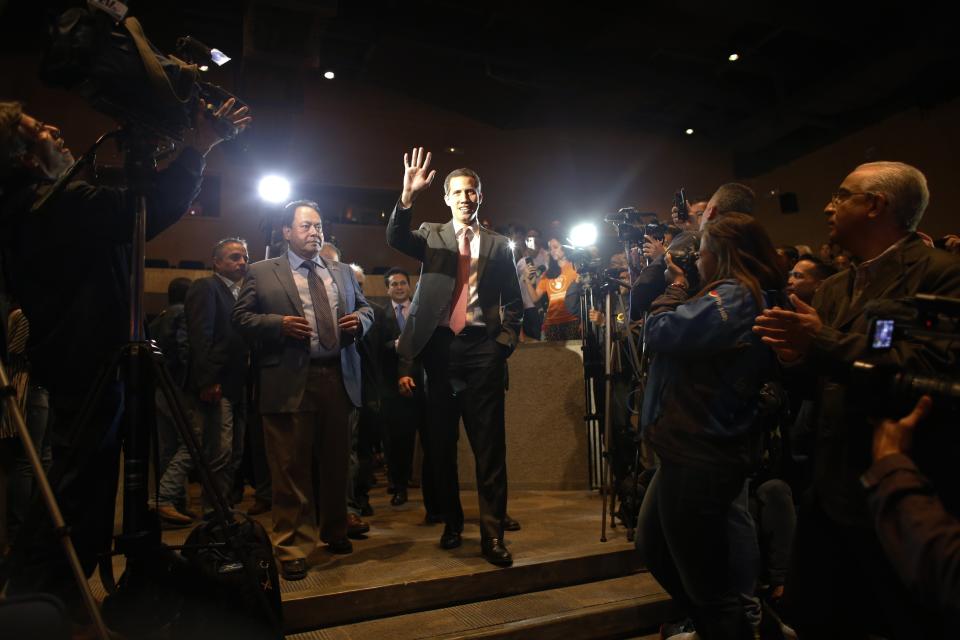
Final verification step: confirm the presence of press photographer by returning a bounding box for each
[634,212,783,638]
[630,183,755,321]
[0,94,249,622]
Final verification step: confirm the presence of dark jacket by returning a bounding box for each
[642,280,777,471]
[232,254,373,411]
[863,453,960,633]
[0,149,205,392]
[386,202,523,375]
[184,275,249,401]
[147,302,189,389]
[356,300,389,408]
[803,234,960,526]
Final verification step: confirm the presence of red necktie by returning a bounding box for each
[449,229,471,334]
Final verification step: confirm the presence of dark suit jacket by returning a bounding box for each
[184,275,250,401]
[232,254,373,412]
[804,234,960,525]
[386,202,523,373]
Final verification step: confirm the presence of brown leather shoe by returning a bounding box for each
[347,513,370,538]
[156,504,193,527]
[247,499,272,516]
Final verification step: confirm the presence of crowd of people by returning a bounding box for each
[1,92,959,640]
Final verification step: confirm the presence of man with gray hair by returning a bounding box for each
[753,161,960,637]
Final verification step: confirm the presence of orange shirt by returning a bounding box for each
[536,261,579,326]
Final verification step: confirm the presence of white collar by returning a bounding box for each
[452,218,479,238]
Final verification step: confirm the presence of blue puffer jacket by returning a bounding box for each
[641,279,778,471]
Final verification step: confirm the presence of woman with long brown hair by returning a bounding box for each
[636,213,784,639]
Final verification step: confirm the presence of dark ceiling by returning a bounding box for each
[3,1,957,177]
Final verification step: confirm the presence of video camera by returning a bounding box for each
[40,4,246,142]
[851,294,960,416]
[566,246,602,276]
[604,207,660,244]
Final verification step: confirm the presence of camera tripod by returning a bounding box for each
[577,268,644,543]
[7,128,279,638]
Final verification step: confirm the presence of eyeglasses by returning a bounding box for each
[830,189,874,205]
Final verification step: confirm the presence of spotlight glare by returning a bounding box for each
[507,240,516,252]
[199,64,209,72]
[258,175,291,204]
[728,53,740,62]
[685,128,694,135]
[324,70,336,80]
[568,223,598,248]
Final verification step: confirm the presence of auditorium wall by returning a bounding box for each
[5,50,957,268]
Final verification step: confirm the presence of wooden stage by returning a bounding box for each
[94,481,673,638]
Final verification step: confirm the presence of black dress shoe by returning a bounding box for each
[390,488,408,506]
[360,500,374,517]
[280,558,308,581]
[502,514,521,532]
[481,538,513,567]
[440,526,462,550]
[327,537,353,554]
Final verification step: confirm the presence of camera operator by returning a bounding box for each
[0,98,250,617]
[636,213,783,639]
[752,161,960,638]
[630,183,756,321]
[865,395,960,634]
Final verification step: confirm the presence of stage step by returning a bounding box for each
[282,545,643,633]
[286,572,675,640]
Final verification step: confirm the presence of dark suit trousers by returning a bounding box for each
[422,327,507,541]
[261,362,353,562]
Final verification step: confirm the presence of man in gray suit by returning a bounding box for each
[233,200,373,581]
[388,147,523,566]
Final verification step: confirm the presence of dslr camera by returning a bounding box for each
[854,294,960,416]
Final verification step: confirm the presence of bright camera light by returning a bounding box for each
[685,128,694,135]
[324,70,336,80]
[568,223,598,248]
[258,175,291,204]
[507,240,516,252]
[728,53,739,62]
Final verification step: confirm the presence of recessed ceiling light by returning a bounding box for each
[728,53,739,62]
[685,128,694,135]
[323,70,335,80]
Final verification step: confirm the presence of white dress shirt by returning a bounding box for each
[287,249,340,358]
[438,219,485,327]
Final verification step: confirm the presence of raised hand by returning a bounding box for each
[401,146,437,208]
[872,395,932,461]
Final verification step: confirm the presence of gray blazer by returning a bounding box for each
[386,201,523,373]
[232,254,373,412]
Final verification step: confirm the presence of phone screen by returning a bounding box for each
[525,237,537,250]
[871,319,895,349]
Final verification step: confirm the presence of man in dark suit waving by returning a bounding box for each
[233,200,373,581]
[388,147,522,566]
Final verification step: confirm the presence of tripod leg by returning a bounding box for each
[0,361,111,640]
[150,352,234,524]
